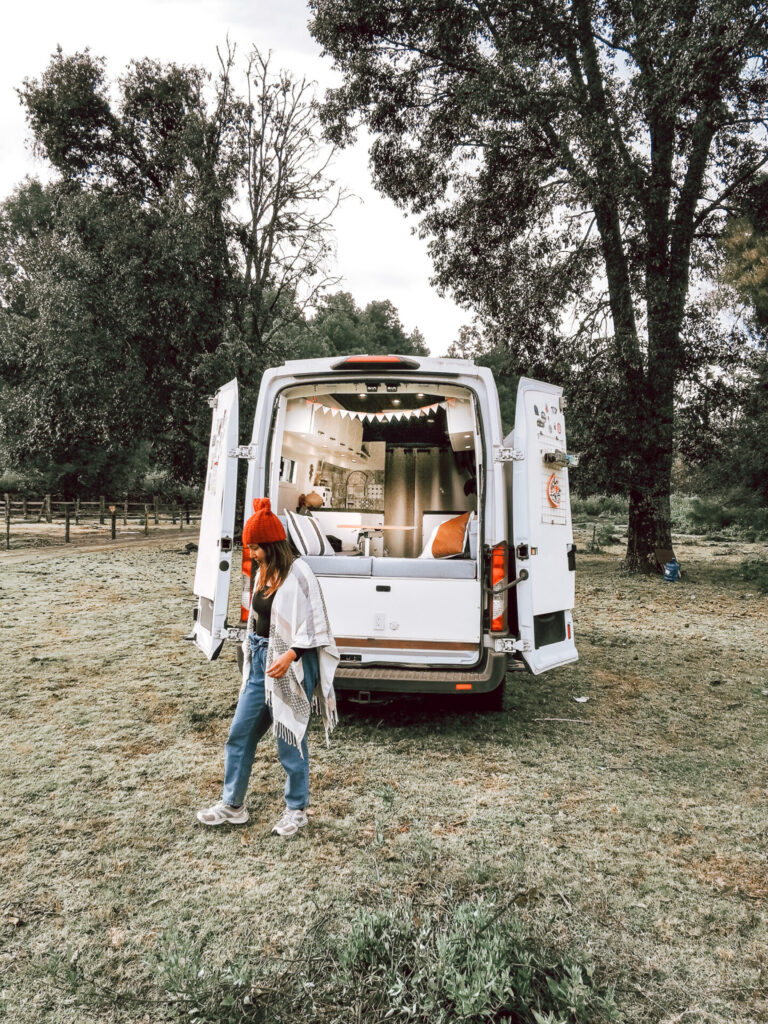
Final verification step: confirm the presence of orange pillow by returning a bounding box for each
[431,512,470,558]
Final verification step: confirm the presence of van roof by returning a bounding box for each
[279,354,478,374]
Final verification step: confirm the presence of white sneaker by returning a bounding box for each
[196,800,249,826]
[271,808,308,837]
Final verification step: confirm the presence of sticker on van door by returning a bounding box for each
[541,466,568,525]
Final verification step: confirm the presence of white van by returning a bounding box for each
[191,355,578,705]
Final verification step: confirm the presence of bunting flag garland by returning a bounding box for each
[305,398,448,422]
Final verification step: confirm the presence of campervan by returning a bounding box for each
[191,355,578,705]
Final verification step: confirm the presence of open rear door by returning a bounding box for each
[510,377,578,674]
[192,379,239,661]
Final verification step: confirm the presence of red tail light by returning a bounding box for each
[490,542,508,632]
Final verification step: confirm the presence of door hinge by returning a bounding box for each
[214,626,246,642]
[493,446,524,463]
[494,637,532,653]
[228,445,258,460]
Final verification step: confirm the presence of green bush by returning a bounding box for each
[671,493,768,537]
[330,899,617,1024]
[154,897,618,1024]
[740,558,768,594]
[584,523,621,552]
[0,467,47,493]
[154,931,272,1024]
[571,494,628,519]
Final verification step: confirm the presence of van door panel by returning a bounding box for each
[192,378,239,660]
[510,378,578,674]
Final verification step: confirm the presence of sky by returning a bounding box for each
[0,0,472,355]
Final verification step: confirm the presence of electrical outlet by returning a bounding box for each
[374,613,386,630]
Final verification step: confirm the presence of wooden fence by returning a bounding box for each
[3,493,203,549]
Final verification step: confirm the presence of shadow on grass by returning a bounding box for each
[337,669,565,742]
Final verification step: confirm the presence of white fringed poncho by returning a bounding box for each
[241,558,339,751]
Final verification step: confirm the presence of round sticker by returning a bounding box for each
[546,473,561,507]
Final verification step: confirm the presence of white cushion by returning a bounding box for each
[285,511,334,556]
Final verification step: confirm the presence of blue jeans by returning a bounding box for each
[222,635,318,810]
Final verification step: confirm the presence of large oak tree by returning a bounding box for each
[310,0,768,569]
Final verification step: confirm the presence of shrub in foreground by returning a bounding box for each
[154,896,619,1024]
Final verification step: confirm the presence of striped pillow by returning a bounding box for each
[285,511,335,556]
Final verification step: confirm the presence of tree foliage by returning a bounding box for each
[310,0,768,569]
[301,291,429,358]
[692,173,768,506]
[0,46,351,493]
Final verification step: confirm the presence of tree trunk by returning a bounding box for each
[624,365,675,572]
[625,475,674,573]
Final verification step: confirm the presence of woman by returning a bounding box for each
[197,498,339,837]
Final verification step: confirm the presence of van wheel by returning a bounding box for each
[472,680,505,712]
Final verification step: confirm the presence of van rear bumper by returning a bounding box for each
[333,649,507,695]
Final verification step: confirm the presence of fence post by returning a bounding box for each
[75,498,80,525]
[110,505,117,540]
[100,496,105,525]
[65,503,71,543]
[22,495,28,520]
[123,497,128,526]
[45,495,52,523]
[172,502,177,525]
[179,500,184,531]
[185,499,191,525]
[4,495,9,551]
[153,496,159,525]
[144,504,149,536]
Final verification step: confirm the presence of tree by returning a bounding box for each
[299,290,429,357]
[700,173,768,506]
[234,49,346,357]
[310,0,768,570]
[1,45,344,490]
[0,182,152,494]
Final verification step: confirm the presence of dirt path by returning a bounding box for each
[0,526,200,565]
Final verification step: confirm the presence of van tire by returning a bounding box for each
[472,679,505,712]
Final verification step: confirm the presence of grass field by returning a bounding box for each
[1,532,767,1023]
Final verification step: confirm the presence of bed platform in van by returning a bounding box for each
[303,555,477,580]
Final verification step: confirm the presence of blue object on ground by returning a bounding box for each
[663,560,680,582]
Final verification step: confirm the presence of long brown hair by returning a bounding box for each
[254,539,296,596]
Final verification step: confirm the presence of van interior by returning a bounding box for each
[270,379,483,666]
[275,380,478,554]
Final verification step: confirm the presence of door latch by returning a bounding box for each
[228,445,258,460]
[493,446,524,463]
[214,626,246,642]
[494,637,532,653]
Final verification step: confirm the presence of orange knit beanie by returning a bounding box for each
[242,497,286,546]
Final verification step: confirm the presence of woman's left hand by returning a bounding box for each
[266,650,296,679]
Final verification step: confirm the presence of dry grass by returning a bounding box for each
[1,531,767,1022]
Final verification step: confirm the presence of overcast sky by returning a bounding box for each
[0,0,471,355]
